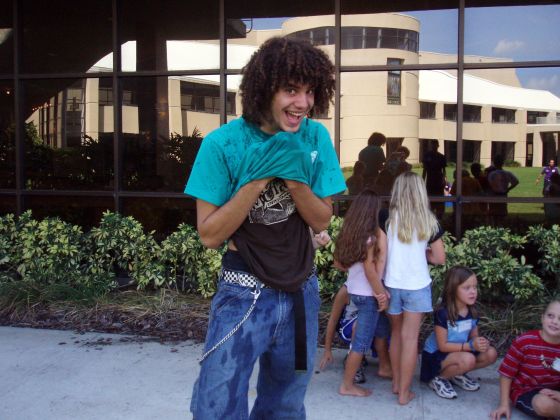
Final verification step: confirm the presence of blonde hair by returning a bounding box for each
[387,172,439,243]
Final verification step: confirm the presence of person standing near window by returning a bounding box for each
[185,37,346,420]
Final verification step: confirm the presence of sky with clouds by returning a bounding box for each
[253,5,560,97]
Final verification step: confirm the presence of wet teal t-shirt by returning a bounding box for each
[184,117,346,290]
[184,117,346,206]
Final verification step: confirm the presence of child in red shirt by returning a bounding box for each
[490,299,560,419]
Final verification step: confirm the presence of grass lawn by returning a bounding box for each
[342,165,546,214]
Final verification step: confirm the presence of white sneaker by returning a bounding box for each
[451,374,480,391]
[429,376,458,399]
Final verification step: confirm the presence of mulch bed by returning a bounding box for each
[0,291,530,355]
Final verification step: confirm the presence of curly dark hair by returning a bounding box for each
[334,189,380,269]
[240,37,335,125]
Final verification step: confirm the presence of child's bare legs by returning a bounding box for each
[373,337,392,378]
[388,313,402,394]
[440,346,498,379]
[339,350,372,397]
[532,389,560,418]
[474,346,497,370]
[397,311,423,405]
[439,352,476,379]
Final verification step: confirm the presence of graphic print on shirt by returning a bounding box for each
[249,178,295,225]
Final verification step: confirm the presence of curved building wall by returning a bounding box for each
[282,14,421,167]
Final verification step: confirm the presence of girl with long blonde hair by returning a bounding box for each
[378,171,446,405]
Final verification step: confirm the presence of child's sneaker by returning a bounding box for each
[429,376,457,399]
[451,374,480,391]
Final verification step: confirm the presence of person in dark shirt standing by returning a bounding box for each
[422,140,447,218]
[359,132,386,187]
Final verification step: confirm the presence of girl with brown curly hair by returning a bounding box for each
[333,189,388,396]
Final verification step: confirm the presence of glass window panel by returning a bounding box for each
[472,201,548,231]
[22,78,114,190]
[23,195,113,230]
[21,0,112,74]
[0,195,16,216]
[340,71,422,195]
[461,68,560,201]
[465,4,560,63]
[121,76,220,192]
[121,197,196,239]
[0,80,15,188]
[226,2,335,70]
[120,0,219,72]
[0,0,13,74]
[340,8,457,66]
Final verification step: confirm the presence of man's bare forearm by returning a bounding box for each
[197,179,270,248]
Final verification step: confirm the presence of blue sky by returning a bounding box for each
[252,5,560,97]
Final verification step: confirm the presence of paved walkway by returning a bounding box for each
[0,326,532,420]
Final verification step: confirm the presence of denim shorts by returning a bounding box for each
[386,284,433,315]
[190,271,321,420]
[349,294,379,354]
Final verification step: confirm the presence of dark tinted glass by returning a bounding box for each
[21,0,112,74]
[122,197,196,239]
[120,0,219,72]
[121,76,220,192]
[0,195,16,215]
[0,0,13,74]
[22,78,114,190]
[0,80,15,188]
[23,195,113,230]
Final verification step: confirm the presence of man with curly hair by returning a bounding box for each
[185,37,346,419]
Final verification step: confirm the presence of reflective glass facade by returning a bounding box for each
[1,0,559,236]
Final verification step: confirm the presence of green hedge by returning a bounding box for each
[0,211,558,307]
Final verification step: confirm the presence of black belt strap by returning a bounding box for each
[293,289,307,372]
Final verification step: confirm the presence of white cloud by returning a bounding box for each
[493,39,525,55]
[526,74,560,91]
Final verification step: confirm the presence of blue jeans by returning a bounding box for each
[190,273,321,420]
[349,294,379,354]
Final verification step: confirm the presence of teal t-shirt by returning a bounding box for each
[185,117,346,206]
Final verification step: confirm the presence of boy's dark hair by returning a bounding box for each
[470,162,482,177]
[240,37,335,125]
[493,154,504,167]
[367,132,386,147]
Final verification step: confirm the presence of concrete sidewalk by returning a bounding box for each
[0,326,531,420]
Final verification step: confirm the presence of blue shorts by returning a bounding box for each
[349,294,379,354]
[337,311,390,344]
[386,284,433,315]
